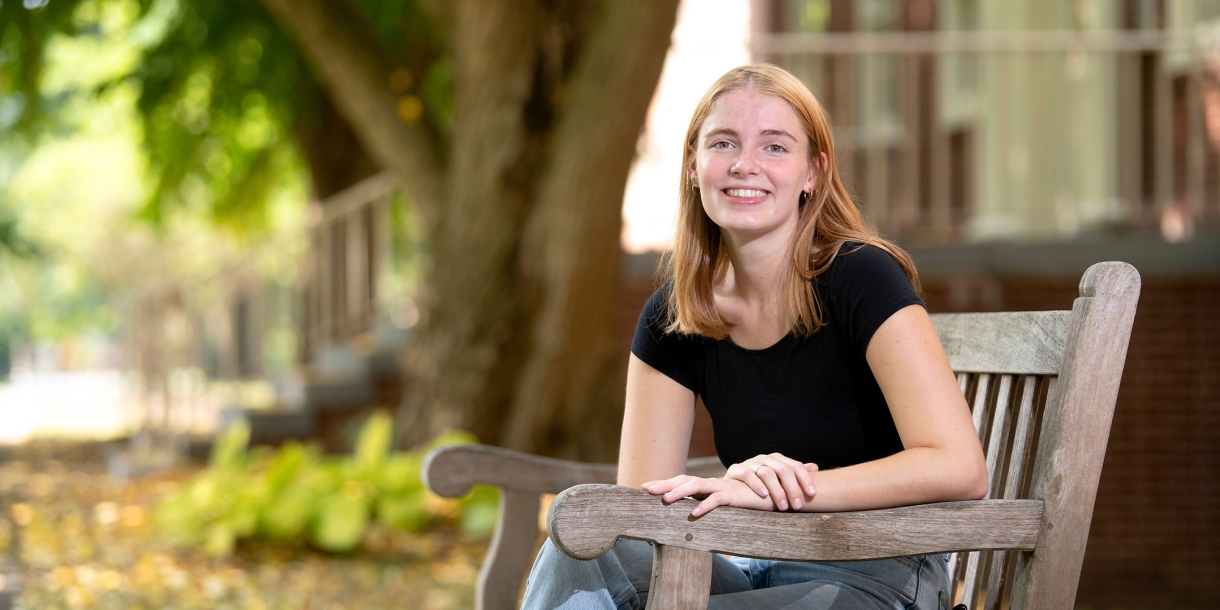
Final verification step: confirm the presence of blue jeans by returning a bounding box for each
[521,539,950,609]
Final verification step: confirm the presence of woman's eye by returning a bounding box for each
[710,140,732,149]
[766,144,787,153]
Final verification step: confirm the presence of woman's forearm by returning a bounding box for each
[796,446,988,513]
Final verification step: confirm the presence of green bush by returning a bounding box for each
[155,412,499,557]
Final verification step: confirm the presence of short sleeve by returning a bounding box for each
[630,288,702,392]
[821,243,925,357]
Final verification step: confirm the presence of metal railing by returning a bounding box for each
[753,28,1220,244]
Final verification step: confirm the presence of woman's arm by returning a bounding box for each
[647,304,988,514]
[617,354,700,488]
[793,303,988,510]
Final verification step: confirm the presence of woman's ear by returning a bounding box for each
[806,152,829,192]
[687,154,698,189]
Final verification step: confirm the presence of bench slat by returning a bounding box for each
[932,312,1071,375]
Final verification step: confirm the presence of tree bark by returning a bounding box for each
[505,1,680,459]
[259,0,679,460]
[399,0,551,442]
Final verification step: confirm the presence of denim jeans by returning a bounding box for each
[521,538,950,609]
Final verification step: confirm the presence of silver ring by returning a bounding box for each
[754,465,769,474]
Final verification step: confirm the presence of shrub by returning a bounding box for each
[155,412,498,556]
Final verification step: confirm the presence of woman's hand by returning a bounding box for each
[641,475,778,517]
[724,453,819,511]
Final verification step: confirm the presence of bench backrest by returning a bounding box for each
[931,261,1140,609]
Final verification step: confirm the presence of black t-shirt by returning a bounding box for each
[630,243,924,469]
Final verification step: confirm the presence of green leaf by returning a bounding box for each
[458,485,500,539]
[263,440,309,493]
[229,497,261,538]
[210,419,251,469]
[354,410,394,470]
[310,493,368,553]
[259,486,315,540]
[376,493,429,533]
[204,521,236,558]
[379,453,423,493]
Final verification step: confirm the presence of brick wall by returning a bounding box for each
[622,265,1220,608]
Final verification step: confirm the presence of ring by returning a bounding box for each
[754,465,769,474]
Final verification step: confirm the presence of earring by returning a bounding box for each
[691,178,699,189]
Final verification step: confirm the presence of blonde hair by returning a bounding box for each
[665,64,920,339]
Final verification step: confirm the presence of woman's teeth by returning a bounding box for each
[725,189,768,198]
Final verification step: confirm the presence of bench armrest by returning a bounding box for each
[423,444,724,497]
[421,446,726,610]
[548,484,1044,562]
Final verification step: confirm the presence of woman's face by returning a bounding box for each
[690,89,816,241]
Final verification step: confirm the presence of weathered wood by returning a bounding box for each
[1011,262,1141,609]
[981,376,1040,610]
[931,311,1072,374]
[984,375,1015,499]
[947,371,972,593]
[423,445,724,609]
[424,444,724,498]
[425,444,615,498]
[983,550,1010,610]
[971,373,993,447]
[959,551,984,610]
[548,485,1043,562]
[477,489,539,610]
[1004,376,1040,500]
[946,550,961,598]
[648,545,712,610]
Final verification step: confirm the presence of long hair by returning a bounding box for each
[665,64,920,339]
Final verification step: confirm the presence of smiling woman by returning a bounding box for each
[520,64,987,610]
[692,90,814,242]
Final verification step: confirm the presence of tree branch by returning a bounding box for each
[258,0,443,216]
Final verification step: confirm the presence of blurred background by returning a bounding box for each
[0,0,1216,608]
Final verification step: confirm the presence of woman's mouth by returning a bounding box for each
[724,188,769,199]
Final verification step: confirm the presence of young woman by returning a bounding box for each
[521,64,987,609]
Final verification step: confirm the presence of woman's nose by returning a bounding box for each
[731,149,760,175]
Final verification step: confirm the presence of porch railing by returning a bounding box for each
[753,28,1220,245]
[299,172,402,360]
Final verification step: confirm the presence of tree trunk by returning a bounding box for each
[400,0,555,443]
[504,1,679,459]
[260,0,679,460]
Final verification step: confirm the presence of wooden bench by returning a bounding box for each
[426,261,1140,609]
